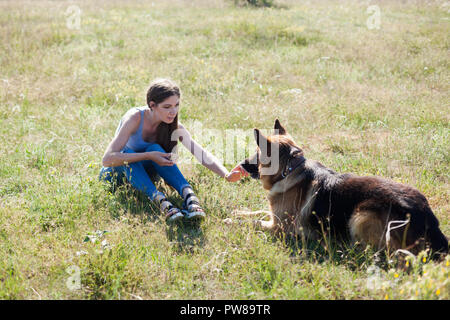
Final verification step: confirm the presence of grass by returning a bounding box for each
[0,0,449,299]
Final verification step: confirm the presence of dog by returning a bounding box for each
[235,119,448,259]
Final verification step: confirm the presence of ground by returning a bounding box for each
[0,0,448,299]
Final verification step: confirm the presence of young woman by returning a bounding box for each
[99,78,242,222]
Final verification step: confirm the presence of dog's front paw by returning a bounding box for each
[223,217,245,226]
[223,218,233,225]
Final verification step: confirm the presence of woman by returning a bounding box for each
[99,78,243,222]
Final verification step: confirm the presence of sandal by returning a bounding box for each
[182,192,206,221]
[158,197,183,223]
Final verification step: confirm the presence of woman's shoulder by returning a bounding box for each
[123,105,145,116]
[123,106,147,120]
[120,107,144,130]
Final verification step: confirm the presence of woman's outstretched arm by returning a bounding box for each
[176,123,229,178]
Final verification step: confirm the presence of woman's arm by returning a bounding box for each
[176,123,229,178]
[102,111,173,167]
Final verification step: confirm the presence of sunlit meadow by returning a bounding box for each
[0,0,448,299]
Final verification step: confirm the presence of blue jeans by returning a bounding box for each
[98,144,191,201]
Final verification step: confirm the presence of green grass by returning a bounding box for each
[0,0,449,299]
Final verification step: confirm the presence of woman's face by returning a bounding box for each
[151,95,179,124]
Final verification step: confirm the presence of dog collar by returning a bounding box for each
[281,155,306,178]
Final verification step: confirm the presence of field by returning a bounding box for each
[0,0,449,300]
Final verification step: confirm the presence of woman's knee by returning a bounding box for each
[145,143,166,153]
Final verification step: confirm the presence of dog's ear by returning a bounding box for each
[274,119,287,135]
[254,129,268,148]
[254,129,272,162]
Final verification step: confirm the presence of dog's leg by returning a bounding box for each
[349,209,388,251]
[224,210,275,231]
[235,210,275,231]
[255,218,275,230]
[233,209,271,217]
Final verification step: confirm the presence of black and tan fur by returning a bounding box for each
[237,120,448,259]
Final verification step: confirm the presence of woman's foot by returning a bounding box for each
[181,188,205,221]
[155,194,183,223]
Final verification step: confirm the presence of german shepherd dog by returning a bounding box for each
[237,120,448,259]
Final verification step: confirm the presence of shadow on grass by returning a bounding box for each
[162,181,206,253]
[279,234,387,271]
[101,173,205,251]
[165,220,205,253]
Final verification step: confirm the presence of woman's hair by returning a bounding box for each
[146,78,180,153]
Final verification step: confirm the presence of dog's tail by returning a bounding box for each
[410,205,449,260]
[427,224,449,260]
[389,191,448,260]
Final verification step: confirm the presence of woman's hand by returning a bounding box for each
[148,151,175,166]
[225,164,249,182]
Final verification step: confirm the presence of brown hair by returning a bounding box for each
[146,78,180,153]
